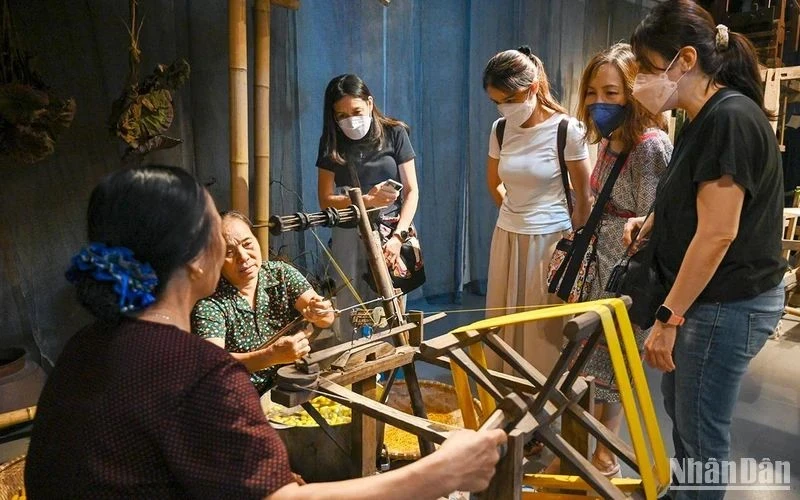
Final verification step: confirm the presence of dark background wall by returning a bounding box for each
[0,0,654,367]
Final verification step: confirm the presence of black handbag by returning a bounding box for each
[366,217,426,294]
[605,215,666,330]
[345,160,426,294]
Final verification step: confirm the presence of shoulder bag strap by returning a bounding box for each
[553,150,629,296]
[582,151,629,237]
[495,118,507,150]
[557,118,574,214]
[570,150,629,252]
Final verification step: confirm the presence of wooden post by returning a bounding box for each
[229,0,249,214]
[561,377,595,476]
[468,343,497,416]
[480,429,523,500]
[406,310,423,346]
[450,361,480,429]
[347,187,433,456]
[351,377,378,477]
[347,188,404,324]
[254,0,270,256]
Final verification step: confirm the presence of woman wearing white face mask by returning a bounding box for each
[317,74,419,338]
[481,46,593,391]
[626,1,785,498]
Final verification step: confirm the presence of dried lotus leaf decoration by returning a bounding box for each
[0,0,76,164]
[108,0,189,158]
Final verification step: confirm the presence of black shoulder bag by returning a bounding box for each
[345,159,426,294]
[604,205,665,329]
[547,150,629,302]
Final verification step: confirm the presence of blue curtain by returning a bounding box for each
[0,0,650,363]
[264,0,651,301]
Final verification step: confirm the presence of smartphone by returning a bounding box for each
[385,179,403,192]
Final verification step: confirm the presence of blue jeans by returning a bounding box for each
[662,283,783,500]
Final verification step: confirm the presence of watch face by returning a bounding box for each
[655,305,672,323]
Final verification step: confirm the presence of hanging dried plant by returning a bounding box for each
[108,0,189,158]
[0,0,76,164]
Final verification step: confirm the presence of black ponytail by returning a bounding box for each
[714,32,767,115]
[631,0,771,117]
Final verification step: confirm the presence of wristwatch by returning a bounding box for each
[655,304,685,326]
[394,230,409,243]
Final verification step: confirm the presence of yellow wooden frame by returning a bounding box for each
[447,298,670,499]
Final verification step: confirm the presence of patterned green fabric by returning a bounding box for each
[191,261,311,392]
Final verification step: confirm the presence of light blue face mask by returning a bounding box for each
[587,103,627,138]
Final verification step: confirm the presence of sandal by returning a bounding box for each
[591,456,621,477]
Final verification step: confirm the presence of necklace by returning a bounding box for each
[148,312,173,321]
[141,310,175,322]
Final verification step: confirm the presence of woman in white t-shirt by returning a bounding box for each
[482,46,592,382]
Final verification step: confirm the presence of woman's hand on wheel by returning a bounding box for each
[435,429,507,492]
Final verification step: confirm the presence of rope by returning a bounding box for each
[421,302,563,316]
[309,229,369,313]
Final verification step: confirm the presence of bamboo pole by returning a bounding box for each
[0,406,36,431]
[229,0,249,214]
[254,0,270,257]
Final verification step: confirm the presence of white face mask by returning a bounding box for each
[632,53,687,115]
[338,115,372,140]
[496,90,536,127]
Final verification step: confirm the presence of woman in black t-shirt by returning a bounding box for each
[316,74,420,339]
[626,1,785,497]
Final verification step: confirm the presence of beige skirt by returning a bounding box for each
[484,227,568,377]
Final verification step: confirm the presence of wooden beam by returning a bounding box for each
[327,347,415,387]
[351,377,378,477]
[560,379,595,476]
[319,378,450,445]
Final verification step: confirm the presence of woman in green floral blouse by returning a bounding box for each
[191,211,334,393]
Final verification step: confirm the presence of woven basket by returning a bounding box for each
[382,380,481,461]
[0,455,26,500]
